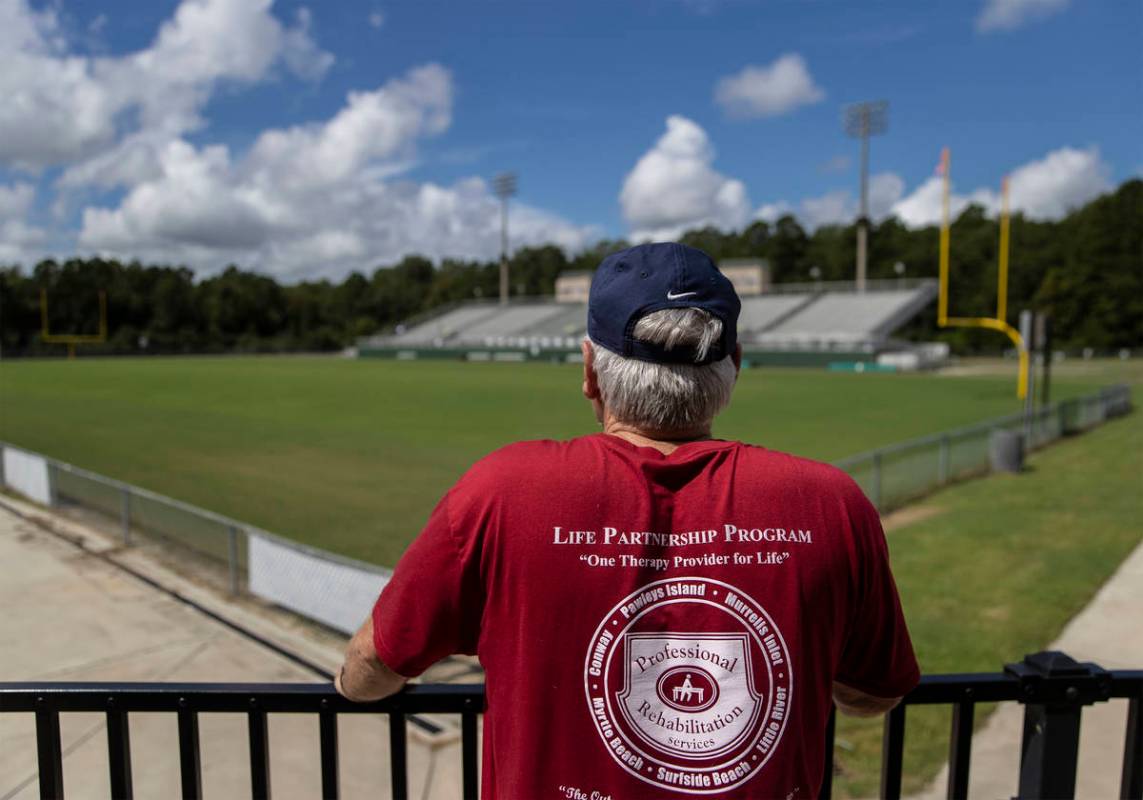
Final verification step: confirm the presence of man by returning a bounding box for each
[337,242,919,798]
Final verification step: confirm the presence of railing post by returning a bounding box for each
[1006,651,1111,799]
[121,488,132,546]
[319,706,340,800]
[248,704,271,800]
[946,700,974,800]
[818,706,836,800]
[938,435,950,485]
[228,525,240,596]
[35,705,64,800]
[880,703,906,800]
[106,705,134,799]
[177,706,202,800]
[871,452,883,511]
[389,712,408,800]
[461,695,481,800]
[1122,694,1142,800]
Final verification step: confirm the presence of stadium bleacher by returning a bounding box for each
[361,280,939,362]
[389,304,502,345]
[751,285,937,348]
[737,295,815,334]
[462,303,570,342]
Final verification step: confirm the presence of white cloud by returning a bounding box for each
[368,10,385,29]
[758,172,905,229]
[714,54,825,119]
[869,172,907,218]
[246,64,451,191]
[0,182,47,264]
[977,0,1069,32]
[755,202,792,223]
[620,115,752,241]
[0,0,333,171]
[76,66,595,278]
[1006,146,1110,218]
[798,190,852,229]
[892,146,1109,226]
[0,0,592,276]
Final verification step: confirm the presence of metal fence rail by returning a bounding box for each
[2,651,1139,800]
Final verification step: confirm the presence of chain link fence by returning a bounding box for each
[836,384,1132,512]
[0,383,1131,631]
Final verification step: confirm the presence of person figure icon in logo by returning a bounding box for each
[673,674,703,705]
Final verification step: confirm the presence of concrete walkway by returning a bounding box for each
[0,497,473,800]
[913,536,1143,799]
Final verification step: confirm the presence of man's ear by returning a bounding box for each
[582,339,600,400]
[732,343,742,378]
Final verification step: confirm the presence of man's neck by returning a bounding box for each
[603,420,712,455]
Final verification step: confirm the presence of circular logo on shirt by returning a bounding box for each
[583,577,793,794]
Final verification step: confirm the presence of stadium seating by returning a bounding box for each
[459,303,571,343]
[753,284,937,348]
[737,295,815,334]
[369,281,937,353]
[387,304,502,345]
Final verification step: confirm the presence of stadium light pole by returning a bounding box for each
[493,172,518,306]
[843,100,888,294]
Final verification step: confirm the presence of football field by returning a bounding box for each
[0,355,1127,565]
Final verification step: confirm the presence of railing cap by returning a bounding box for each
[1004,650,1112,706]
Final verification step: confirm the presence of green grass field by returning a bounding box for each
[0,356,1122,564]
[1,355,1139,794]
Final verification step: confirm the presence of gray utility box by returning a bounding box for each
[990,429,1025,473]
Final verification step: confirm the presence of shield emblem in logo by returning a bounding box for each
[618,633,762,761]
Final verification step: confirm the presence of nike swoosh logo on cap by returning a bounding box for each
[666,290,698,300]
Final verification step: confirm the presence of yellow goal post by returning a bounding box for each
[936,147,1028,399]
[40,289,108,359]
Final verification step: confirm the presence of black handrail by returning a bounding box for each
[2,655,1141,800]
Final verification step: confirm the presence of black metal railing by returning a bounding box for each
[2,651,1140,800]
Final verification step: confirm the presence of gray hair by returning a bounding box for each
[589,308,737,433]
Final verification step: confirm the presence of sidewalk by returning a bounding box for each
[0,497,471,800]
[913,535,1143,799]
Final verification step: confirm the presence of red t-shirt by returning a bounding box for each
[373,434,919,799]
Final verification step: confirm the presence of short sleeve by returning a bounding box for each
[371,490,483,677]
[835,491,920,698]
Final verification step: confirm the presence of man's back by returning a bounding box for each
[374,433,918,799]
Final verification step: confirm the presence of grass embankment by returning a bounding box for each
[0,357,1108,564]
[835,400,1143,797]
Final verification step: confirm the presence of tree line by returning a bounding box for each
[1,179,1138,357]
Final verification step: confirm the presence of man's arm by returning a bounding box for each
[335,615,408,702]
[832,680,902,718]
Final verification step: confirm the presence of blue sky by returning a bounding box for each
[0,0,1139,278]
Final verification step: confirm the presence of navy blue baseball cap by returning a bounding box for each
[587,242,740,365]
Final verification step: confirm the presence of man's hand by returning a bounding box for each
[832,681,902,718]
[335,615,408,702]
